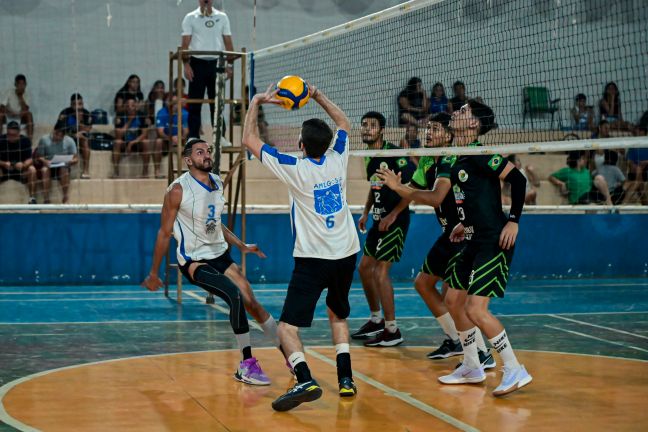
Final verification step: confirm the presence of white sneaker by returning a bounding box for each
[492,364,532,397]
[438,364,486,384]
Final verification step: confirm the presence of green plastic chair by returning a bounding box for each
[522,87,562,129]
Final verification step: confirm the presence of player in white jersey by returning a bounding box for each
[142,138,284,386]
[243,84,360,411]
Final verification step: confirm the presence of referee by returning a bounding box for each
[181,0,234,138]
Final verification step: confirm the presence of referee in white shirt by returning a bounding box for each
[181,0,234,138]
[243,83,361,412]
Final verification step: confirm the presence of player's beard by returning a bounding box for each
[361,134,379,146]
[196,159,213,172]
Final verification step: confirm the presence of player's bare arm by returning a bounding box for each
[222,225,267,258]
[377,167,451,208]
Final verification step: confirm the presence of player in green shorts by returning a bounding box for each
[351,111,414,347]
[379,112,494,366]
[378,100,532,397]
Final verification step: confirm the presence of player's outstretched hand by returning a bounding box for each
[379,212,397,232]
[376,168,402,190]
[499,221,518,250]
[449,223,465,243]
[358,213,368,234]
[243,243,267,259]
[253,84,282,106]
[141,273,163,292]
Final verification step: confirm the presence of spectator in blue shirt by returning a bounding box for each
[112,95,151,178]
[428,82,449,115]
[155,93,189,178]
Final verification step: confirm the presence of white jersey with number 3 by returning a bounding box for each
[260,129,360,259]
[169,172,228,266]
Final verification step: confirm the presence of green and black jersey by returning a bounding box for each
[364,142,414,222]
[437,142,508,242]
[410,155,460,237]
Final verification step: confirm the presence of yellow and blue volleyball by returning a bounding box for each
[275,75,310,110]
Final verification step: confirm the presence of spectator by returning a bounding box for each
[114,74,145,116]
[502,154,539,205]
[181,0,235,138]
[592,119,611,139]
[399,123,421,167]
[428,82,449,115]
[112,95,151,178]
[34,121,78,204]
[593,150,626,204]
[146,80,166,125]
[0,121,36,203]
[549,150,612,205]
[570,93,595,131]
[172,78,189,110]
[598,82,632,131]
[0,74,34,141]
[155,93,189,178]
[398,77,429,126]
[57,93,92,179]
[448,81,468,113]
[626,125,648,204]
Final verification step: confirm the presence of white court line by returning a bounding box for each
[184,290,263,331]
[549,314,648,341]
[305,348,479,432]
[0,297,170,303]
[0,291,147,296]
[0,320,219,326]
[543,325,648,354]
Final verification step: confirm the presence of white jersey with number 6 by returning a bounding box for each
[169,172,228,266]
[260,129,360,259]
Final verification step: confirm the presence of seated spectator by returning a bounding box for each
[146,80,166,125]
[34,121,78,204]
[172,78,189,110]
[428,82,449,115]
[57,93,92,179]
[570,94,595,131]
[0,121,36,203]
[592,150,626,205]
[155,93,189,178]
[448,81,468,113]
[399,123,421,167]
[502,154,539,205]
[0,74,34,141]
[112,95,151,178]
[398,77,429,126]
[592,119,611,139]
[626,125,648,204]
[549,150,612,205]
[114,74,145,116]
[598,82,633,131]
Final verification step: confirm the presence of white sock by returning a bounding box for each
[288,351,306,368]
[385,320,398,333]
[260,315,280,347]
[489,330,520,368]
[235,332,251,356]
[436,312,459,342]
[370,310,383,323]
[335,343,350,355]
[458,328,480,369]
[475,327,488,352]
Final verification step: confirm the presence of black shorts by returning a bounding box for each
[363,216,409,263]
[0,169,27,183]
[280,254,357,327]
[179,250,235,282]
[421,235,465,281]
[448,240,514,298]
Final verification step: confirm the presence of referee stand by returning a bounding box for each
[163,47,248,304]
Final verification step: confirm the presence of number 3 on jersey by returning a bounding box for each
[326,215,335,229]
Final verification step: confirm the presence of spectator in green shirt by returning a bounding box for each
[548,151,612,205]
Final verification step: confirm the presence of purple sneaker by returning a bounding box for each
[234,357,271,386]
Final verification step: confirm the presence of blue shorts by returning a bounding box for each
[627,148,648,164]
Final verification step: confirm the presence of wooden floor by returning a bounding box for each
[3,347,647,432]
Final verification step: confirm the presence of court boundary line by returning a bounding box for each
[2,346,647,431]
[548,314,648,340]
[543,325,648,354]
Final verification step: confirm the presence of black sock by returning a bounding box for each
[336,352,352,381]
[294,362,312,383]
[242,346,252,360]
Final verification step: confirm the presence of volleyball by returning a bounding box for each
[275,75,310,110]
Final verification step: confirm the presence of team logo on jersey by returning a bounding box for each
[488,155,503,170]
[205,20,215,28]
[397,158,408,168]
[379,161,388,170]
[458,169,469,182]
[453,184,465,203]
[205,220,217,234]
[441,155,457,167]
[314,183,343,216]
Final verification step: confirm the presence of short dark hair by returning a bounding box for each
[123,94,137,103]
[54,120,66,132]
[575,93,586,102]
[361,111,386,129]
[567,150,583,169]
[429,112,451,131]
[300,119,333,159]
[183,138,207,157]
[14,74,26,84]
[6,121,20,131]
[467,99,495,135]
[70,93,83,102]
[598,119,609,127]
[507,154,517,163]
[604,150,619,166]
[453,80,465,89]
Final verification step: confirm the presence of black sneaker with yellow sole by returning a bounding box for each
[271,380,323,412]
[338,377,357,397]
